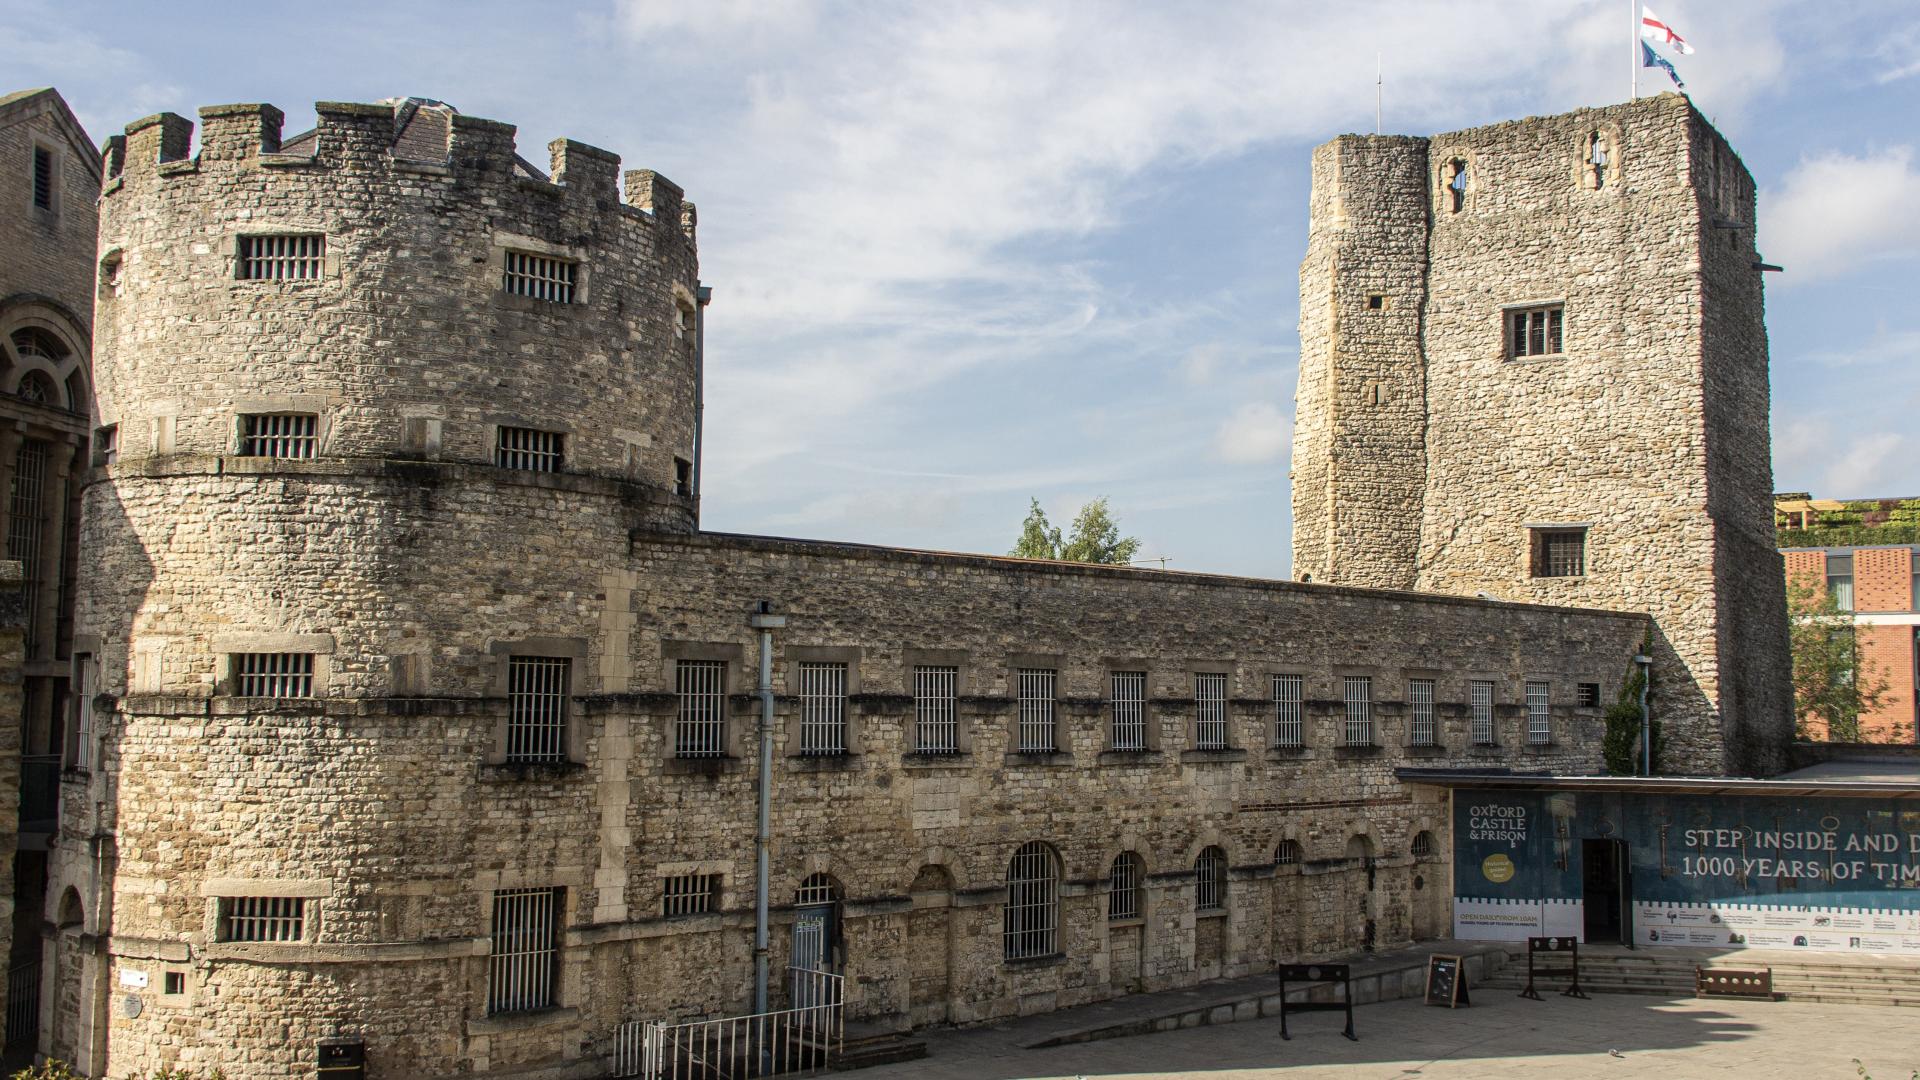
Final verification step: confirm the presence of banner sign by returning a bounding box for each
[1452,789,1920,955]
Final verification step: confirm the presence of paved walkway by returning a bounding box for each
[864,991,1918,1079]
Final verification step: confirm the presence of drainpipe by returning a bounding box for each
[693,284,711,525]
[1634,653,1653,776]
[749,602,785,1014]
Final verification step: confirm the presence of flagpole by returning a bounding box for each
[1630,0,1638,100]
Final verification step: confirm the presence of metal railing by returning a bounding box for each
[614,968,843,1079]
[5,961,40,1052]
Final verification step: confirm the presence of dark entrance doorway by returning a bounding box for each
[1581,838,1631,945]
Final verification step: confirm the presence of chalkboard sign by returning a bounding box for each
[1424,954,1470,1008]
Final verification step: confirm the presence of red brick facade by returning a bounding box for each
[1782,542,1919,743]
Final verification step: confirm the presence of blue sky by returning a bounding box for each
[6,1,1917,578]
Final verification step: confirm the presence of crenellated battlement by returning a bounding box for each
[101,97,696,242]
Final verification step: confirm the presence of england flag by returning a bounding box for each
[1641,6,1696,55]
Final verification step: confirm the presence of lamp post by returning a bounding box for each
[749,601,786,1015]
[1633,653,1653,776]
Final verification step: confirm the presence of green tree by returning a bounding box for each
[1789,576,1888,742]
[1602,644,1663,776]
[1009,497,1142,565]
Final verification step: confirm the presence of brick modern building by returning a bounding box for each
[7,87,1793,1078]
[1777,494,1920,742]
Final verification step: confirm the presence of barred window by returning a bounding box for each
[662,873,721,917]
[1273,674,1304,747]
[1194,673,1229,750]
[1507,304,1563,358]
[795,873,839,907]
[496,426,564,472]
[1577,682,1602,708]
[1412,831,1436,859]
[238,234,325,280]
[1194,846,1227,914]
[1275,839,1302,866]
[1526,681,1552,744]
[32,145,54,210]
[507,656,569,763]
[1108,852,1145,922]
[8,438,47,648]
[503,251,577,303]
[489,887,561,1014]
[239,413,318,459]
[1409,678,1436,746]
[1532,528,1587,578]
[798,661,848,756]
[1471,680,1496,745]
[218,896,305,943]
[1016,668,1057,753]
[1110,671,1147,751]
[1003,842,1059,960]
[913,665,958,754]
[1343,676,1373,746]
[235,653,314,698]
[674,659,727,758]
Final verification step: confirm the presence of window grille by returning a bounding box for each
[1273,674,1303,747]
[1827,552,1854,612]
[1409,678,1436,746]
[503,251,577,303]
[489,887,560,1014]
[913,665,959,753]
[1108,852,1145,922]
[1534,528,1586,577]
[675,659,728,758]
[1577,682,1602,708]
[1003,842,1058,960]
[218,896,305,943]
[1275,840,1302,866]
[662,873,720,917]
[1526,681,1551,744]
[1110,671,1147,751]
[795,873,838,907]
[496,426,564,472]
[72,655,95,772]
[1016,668,1057,753]
[1195,847,1227,913]
[1508,305,1564,357]
[238,413,318,459]
[235,653,314,698]
[507,656,569,763]
[1342,676,1373,746]
[238,234,325,280]
[7,439,47,648]
[1412,832,1436,859]
[798,661,848,755]
[1194,673,1229,750]
[1470,680,1496,745]
[32,146,54,210]
[9,328,60,362]
[15,373,52,405]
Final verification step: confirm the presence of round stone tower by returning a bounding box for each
[49,99,700,1076]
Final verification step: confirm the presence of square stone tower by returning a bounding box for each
[1291,94,1792,777]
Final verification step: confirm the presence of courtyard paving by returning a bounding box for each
[862,991,1917,1079]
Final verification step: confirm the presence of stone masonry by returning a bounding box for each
[1290,93,1793,778]
[39,92,1777,1078]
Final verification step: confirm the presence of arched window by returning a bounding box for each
[1108,852,1145,922]
[1195,846,1228,913]
[16,371,56,406]
[1345,835,1375,863]
[1446,159,1469,213]
[1588,132,1610,189]
[1003,842,1059,960]
[1412,831,1436,859]
[795,872,840,907]
[1275,839,1302,866]
[9,328,66,363]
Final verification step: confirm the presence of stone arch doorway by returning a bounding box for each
[46,887,87,1067]
[791,873,844,981]
[906,865,954,1028]
[1343,835,1378,953]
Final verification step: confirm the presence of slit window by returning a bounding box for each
[503,251,577,303]
[218,896,305,943]
[798,661,848,756]
[1108,852,1144,922]
[488,887,561,1015]
[1471,680,1496,745]
[1342,675,1373,746]
[235,653,314,698]
[674,659,728,758]
[1446,159,1468,212]
[1110,671,1147,751]
[661,873,721,917]
[1526,681,1552,744]
[1016,668,1057,753]
[1409,678,1436,746]
[1508,305,1564,358]
[496,426,564,472]
[1003,842,1059,960]
[913,665,959,753]
[239,413,318,459]
[32,145,54,210]
[238,234,325,280]
[1273,674,1303,747]
[1194,672,1229,749]
[506,656,569,763]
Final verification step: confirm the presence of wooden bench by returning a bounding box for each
[1695,967,1774,1000]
